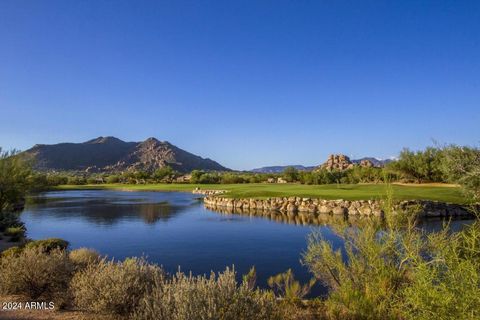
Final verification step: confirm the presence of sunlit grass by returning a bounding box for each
[55,183,468,203]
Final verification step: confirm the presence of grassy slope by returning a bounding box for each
[56,183,467,203]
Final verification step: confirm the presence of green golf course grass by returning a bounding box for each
[55,183,468,204]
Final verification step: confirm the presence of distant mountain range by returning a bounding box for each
[250,158,392,173]
[20,137,394,174]
[250,165,316,173]
[21,136,229,173]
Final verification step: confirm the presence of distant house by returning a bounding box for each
[265,177,288,184]
[176,174,191,183]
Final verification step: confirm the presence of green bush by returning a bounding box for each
[303,203,480,320]
[0,245,23,258]
[133,267,280,320]
[267,269,315,304]
[153,166,175,182]
[0,247,73,304]
[67,176,87,185]
[106,175,121,183]
[69,248,101,270]
[441,145,480,201]
[399,222,480,320]
[25,238,69,252]
[0,149,32,212]
[283,167,300,182]
[387,147,444,183]
[4,226,25,241]
[70,257,162,316]
[190,170,221,184]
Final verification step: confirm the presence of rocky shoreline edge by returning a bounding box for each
[200,194,476,218]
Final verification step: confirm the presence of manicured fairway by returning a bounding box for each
[55,183,468,204]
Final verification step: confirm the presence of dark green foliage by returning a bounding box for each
[220,172,246,184]
[440,145,480,201]
[0,211,25,232]
[283,167,300,183]
[25,172,69,189]
[298,167,392,185]
[0,149,32,212]
[190,170,221,184]
[46,174,68,186]
[106,174,121,183]
[67,176,87,185]
[153,166,174,181]
[387,147,444,182]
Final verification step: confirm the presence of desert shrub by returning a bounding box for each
[299,169,345,185]
[67,176,86,185]
[133,267,280,320]
[71,257,162,316]
[153,166,175,182]
[440,145,480,201]
[69,248,101,270]
[106,174,121,183]
[267,269,316,304]
[398,221,480,320]
[387,147,444,183]
[86,177,98,184]
[4,226,25,241]
[190,170,221,184]
[220,172,247,184]
[0,245,23,258]
[0,149,32,212]
[0,247,73,304]
[283,167,300,182]
[25,238,69,252]
[303,191,480,320]
[303,224,408,319]
[46,174,69,186]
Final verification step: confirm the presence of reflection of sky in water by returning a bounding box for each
[21,190,474,297]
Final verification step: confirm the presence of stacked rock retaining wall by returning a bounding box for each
[203,196,476,218]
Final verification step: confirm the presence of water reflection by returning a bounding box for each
[25,191,195,225]
[206,205,475,231]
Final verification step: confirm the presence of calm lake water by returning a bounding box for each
[20,190,474,296]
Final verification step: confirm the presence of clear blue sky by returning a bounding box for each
[1,1,479,170]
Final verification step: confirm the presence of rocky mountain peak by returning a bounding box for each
[85,136,125,145]
[21,136,229,173]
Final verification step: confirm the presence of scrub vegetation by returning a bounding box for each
[0,145,480,319]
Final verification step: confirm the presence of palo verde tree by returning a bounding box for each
[0,148,32,212]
